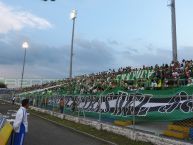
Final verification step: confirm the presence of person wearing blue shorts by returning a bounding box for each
[12,99,29,145]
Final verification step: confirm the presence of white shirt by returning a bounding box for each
[13,106,28,133]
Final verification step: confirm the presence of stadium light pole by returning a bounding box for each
[168,0,178,62]
[21,41,29,88]
[69,9,77,79]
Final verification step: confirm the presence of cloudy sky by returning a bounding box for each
[0,0,193,81]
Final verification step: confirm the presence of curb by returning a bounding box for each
[31,112,117,145]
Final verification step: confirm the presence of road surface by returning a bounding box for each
[0,100,109,145]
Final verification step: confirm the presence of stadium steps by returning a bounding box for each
[163,124,190,139]
[173,118,193,127]
[113,120,133,127]
[168,125,190,133]
[163,130,189,139]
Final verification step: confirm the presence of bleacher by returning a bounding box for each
[15,59,193,141]
[18,59,193,96]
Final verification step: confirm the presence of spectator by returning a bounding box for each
[18,59,193,95]
[12,96,15,105]
[59,98,65,113]
[151,80,157,89]
[187,77,193,86]
[33,98,36,106]
[164,78,169,88]
[45,97,48,108]
[71,98,77,113]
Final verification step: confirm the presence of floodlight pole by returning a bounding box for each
[169,0,178,62]
[21,42,28,88]
[69,18,75,78]
[69,10,77,79]
[21,48,27,88]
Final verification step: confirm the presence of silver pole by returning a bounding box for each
[132,91,136,140]
[21,48,27,88]
[170,0,178,62]
[99,95,102,122]
[69,18,76,79]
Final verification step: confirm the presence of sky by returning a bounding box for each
[0,0,193,84]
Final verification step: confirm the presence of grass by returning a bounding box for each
[29,110,153,145]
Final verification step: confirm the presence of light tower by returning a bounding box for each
[21,41,29,88]
[168,0,178,62]
[69,9,77,79]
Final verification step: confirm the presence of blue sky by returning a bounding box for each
[0,0,193,82]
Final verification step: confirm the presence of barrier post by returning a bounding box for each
[99,95,102,122]
[77,96,80,118]
[77,95,85,119]
[98,87,110,122]
[132,91,136,140]
[52,96,54,112]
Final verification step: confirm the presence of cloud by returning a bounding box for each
[179,46,193,60]
[0,2,52,34]
[107,39,120,45]
[124,47,138,54]
[1,31,192,80]
[74,38,116,73]
[0,36,116,79]
[118,46,193,68]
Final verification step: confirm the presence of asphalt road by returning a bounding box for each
[0,100,108,145]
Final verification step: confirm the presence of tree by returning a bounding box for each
[0,82,7,88]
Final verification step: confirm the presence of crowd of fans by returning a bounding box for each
[18,59,193,95]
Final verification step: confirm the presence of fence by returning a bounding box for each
[1,91,193,144]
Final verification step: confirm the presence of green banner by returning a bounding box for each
[116,69,154,81]
[23,85,193,122]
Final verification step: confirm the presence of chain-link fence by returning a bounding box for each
[1,89,193,143]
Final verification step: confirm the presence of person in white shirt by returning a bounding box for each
[12,96,15,105]
[13,99,29,145]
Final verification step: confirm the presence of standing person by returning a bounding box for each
[45,97,48,108]
[33,98,36,106]
[13,99,29,145]
[59,98,65,113]
[12,96,15,105]
[71,98,77,114]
